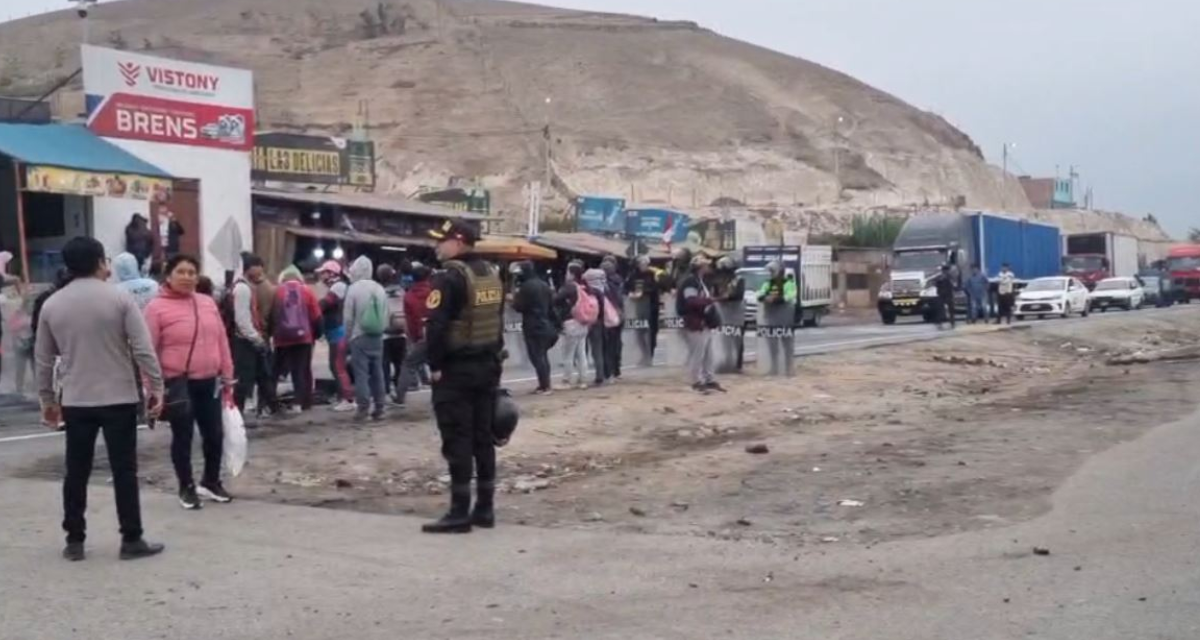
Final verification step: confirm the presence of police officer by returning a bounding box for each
[421,219,506,534]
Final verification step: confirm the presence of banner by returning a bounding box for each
[625,208,691,244]
[82,45,255,150]
[575,196,625,233]
[252,133,375,187]
[25,165,172,201]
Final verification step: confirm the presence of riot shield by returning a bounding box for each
[502,303,529,370]
[711,299,746,374]
[659,292,688,367]
[756,301,796,376]
[624,295,655,368]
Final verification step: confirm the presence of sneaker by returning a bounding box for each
[691,383,711,395]
[119,539,165,561]
[198,482,233,504]
[179,485,202,510]
[533,388,553,396]
[332,400,357,413]
[353,410,370,423]
[286,405,303,416]
[704,381,728,393]
[62,542,85,562]
[371,407,386,422]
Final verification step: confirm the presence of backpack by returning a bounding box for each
[602,294,621,328]
[275,284,312,343]
[359,292,387,336]
[571,285,599,325]
[386,292,406,335]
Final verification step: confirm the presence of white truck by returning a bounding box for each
[738,245,834,328]
[1061,232,1139,290]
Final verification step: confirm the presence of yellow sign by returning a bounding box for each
[25,166,171,201]
[252,147,341,178]
[426,290,442,309]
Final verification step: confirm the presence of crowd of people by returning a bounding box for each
[928,262,1019,330]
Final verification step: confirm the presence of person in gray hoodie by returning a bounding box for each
[112,252,159,310]
[343,255,390,421]
[582,267,609,386]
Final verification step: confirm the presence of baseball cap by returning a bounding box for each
[428,219,480,245]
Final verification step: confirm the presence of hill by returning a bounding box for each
[0,0,1093,235]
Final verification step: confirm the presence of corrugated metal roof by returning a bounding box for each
[259,221,436,248]
[0,123,172,177]
[252,188,484,221]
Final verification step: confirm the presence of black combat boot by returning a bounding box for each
[421,486,473,534]
[471,481,495,529]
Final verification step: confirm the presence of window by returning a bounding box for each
[847,273,870,290]
[23,192,66,239]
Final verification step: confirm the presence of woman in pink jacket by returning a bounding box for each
[144,255,235,510]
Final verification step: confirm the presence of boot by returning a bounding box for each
[421,487,473,534]
[119,538,165,561]
[471,481,495,529]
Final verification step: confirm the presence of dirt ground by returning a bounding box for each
[24,310,1200,547]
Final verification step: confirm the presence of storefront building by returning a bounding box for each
[82,44,255,280]
[0,123,174,282]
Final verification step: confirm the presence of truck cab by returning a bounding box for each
[1062,254,1110,290]
[877,214,974,325]
[1166,245,1200,303]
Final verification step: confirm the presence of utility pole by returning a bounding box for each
[1000,142,1015,211]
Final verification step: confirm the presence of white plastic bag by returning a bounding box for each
[222,403,248,477]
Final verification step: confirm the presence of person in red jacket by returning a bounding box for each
[272,265,322,412]
[677,255,725,394]
[395,264,433,406]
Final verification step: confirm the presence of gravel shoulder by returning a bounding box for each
[19,310,1200,547]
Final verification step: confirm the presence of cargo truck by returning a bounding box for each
[1061,232,1139,290]
[1166,245,1200,303]
[877,213,1062,325]
[739,245,833,328]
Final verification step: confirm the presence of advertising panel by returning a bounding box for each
[252,133,376,187]
[25,165,172,201]
[575,196,625,233]
[625,208,690,244]
[82,45,255,151]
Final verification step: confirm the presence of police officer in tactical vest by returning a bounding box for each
[421,219,506,534]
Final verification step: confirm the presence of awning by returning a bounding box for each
[253,188,483,221]
[0,123,171,177]
[475,236,557,261]
[533,231,671,260]
[261,222,436,248]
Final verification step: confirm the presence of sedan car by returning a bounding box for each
[1088,277,1145,311]
[1015,277,1091,320]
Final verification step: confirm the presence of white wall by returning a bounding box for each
[104,139,252,280]
[92,196,149,261]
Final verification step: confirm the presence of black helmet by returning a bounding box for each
[493,388,520,447]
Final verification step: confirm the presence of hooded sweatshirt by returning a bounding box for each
[511,261,556,338]
[272,265,322,347]
[343,256,389,342]
[404,279,433,341]
[113,252,160,310]
[144,284,234,381]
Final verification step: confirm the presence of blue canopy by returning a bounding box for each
[0,123,172,178]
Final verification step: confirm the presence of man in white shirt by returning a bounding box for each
[996,263,1016,325]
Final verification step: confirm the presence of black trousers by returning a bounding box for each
[997,293,1015,324]
[232,337,276,415]
[524,333,553,391]
[168,378,224,489]
[62,403,142,544]
[275,343,315,410]
[587,324,607,384]
[383,336,406,396]
[604,326,623,378]
[432,359,501,495]
[937,297,957,328]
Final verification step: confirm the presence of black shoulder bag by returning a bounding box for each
[162,298,199,421]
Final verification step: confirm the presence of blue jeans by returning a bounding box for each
[350,335,386,413]
[968,295,988,322]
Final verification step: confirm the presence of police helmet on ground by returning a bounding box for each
[493,388,520,447]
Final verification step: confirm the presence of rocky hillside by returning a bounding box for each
[0,0,1058,230]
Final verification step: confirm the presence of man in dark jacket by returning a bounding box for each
[678,255,724,394]
[934,264,957,330]
[510,261,557,394]
[600,256,625,380]
[626,255,663,359]
[395,265,433,406]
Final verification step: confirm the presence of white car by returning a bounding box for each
[1015,277,1091,320]
[1088,277,1145,312]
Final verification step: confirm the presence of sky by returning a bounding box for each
[4,0,1196,236]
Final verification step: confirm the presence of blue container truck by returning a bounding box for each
[877,212,1062,325]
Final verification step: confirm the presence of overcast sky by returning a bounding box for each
[5,0,1196,236]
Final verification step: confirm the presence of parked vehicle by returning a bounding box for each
[1088,277,1144,312]
[1166,245,1200,303]
[1015,276,1090,320]
[1061,232,1139,290]
[739,245,833,328]
[1136,269,1175,308]
[877,212,1061,325]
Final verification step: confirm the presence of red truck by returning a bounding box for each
[1167,245,1200,303]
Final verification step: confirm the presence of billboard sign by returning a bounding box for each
[25,166,172,201]
[576,196,625,233]
[82,45,255,151]
[252,133,376,187]
[625,208,690,244]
